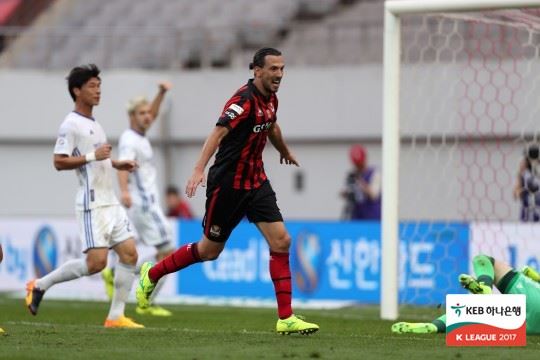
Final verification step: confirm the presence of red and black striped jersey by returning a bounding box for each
[208,79,278,190]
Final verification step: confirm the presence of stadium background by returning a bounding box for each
[0,0,539,315]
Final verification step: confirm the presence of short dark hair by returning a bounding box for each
[166,185,179,196]
[66,64,101,101]
[249,47,282,70]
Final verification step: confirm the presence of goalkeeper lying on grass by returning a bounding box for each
[392,254,540,335]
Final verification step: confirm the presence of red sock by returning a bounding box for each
[148,242,201,283]
[269,251,293,319]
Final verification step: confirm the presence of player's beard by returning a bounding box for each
[264,78,280,94]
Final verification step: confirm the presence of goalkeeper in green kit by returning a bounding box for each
[392,254,540,335]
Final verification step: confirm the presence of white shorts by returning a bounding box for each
[76,205,134,252]
[128,204,173,251]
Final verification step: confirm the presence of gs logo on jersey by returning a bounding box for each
[253,122,272,133]
[291,230,322,294]
[33,226,58,278]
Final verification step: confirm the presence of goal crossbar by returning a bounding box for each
[386,0,540,15]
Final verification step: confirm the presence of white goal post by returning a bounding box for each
[381,0,540,320]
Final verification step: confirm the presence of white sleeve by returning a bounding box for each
[118,136,136,161]
[53,122,76,155]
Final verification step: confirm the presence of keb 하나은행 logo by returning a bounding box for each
[446,294,526,347]
[451,304,465,317]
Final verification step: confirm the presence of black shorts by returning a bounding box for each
[202,178,283,242]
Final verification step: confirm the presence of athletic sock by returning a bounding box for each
[148,243,201,283]
[432,314,446,333]
[107,262,135,320]
[35,259,89,291]
[269,251,293,319]
[473,255,495,288]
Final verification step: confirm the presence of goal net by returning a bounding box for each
[383,1,540,318]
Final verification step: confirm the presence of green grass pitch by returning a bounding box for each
[1,295,539,359]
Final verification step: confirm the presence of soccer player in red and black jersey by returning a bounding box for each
[136,48,319,335]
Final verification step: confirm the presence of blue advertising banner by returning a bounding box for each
[177,220,469,305]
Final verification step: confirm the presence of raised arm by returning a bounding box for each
[150,81,172,121]
[268,123,299,166]
[185,126,229,198]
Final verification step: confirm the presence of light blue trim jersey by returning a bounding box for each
[118,129,159,209]
[54,112,119,211]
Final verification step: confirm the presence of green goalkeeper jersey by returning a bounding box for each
[500,271,540,334]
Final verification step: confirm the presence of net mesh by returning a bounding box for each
[397,9,540,308]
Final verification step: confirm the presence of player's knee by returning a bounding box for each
[198,236,225,261]
[273,232,291,253]
[199,247,222,261]
[127,251,138,266]
[119,249,138,266]
[87,258,107,274]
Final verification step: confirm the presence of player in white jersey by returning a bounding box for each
[25,64,144,329]
[102,82,175,316]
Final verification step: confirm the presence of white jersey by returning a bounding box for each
[118,129,159,208]
[54,111,119,211]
